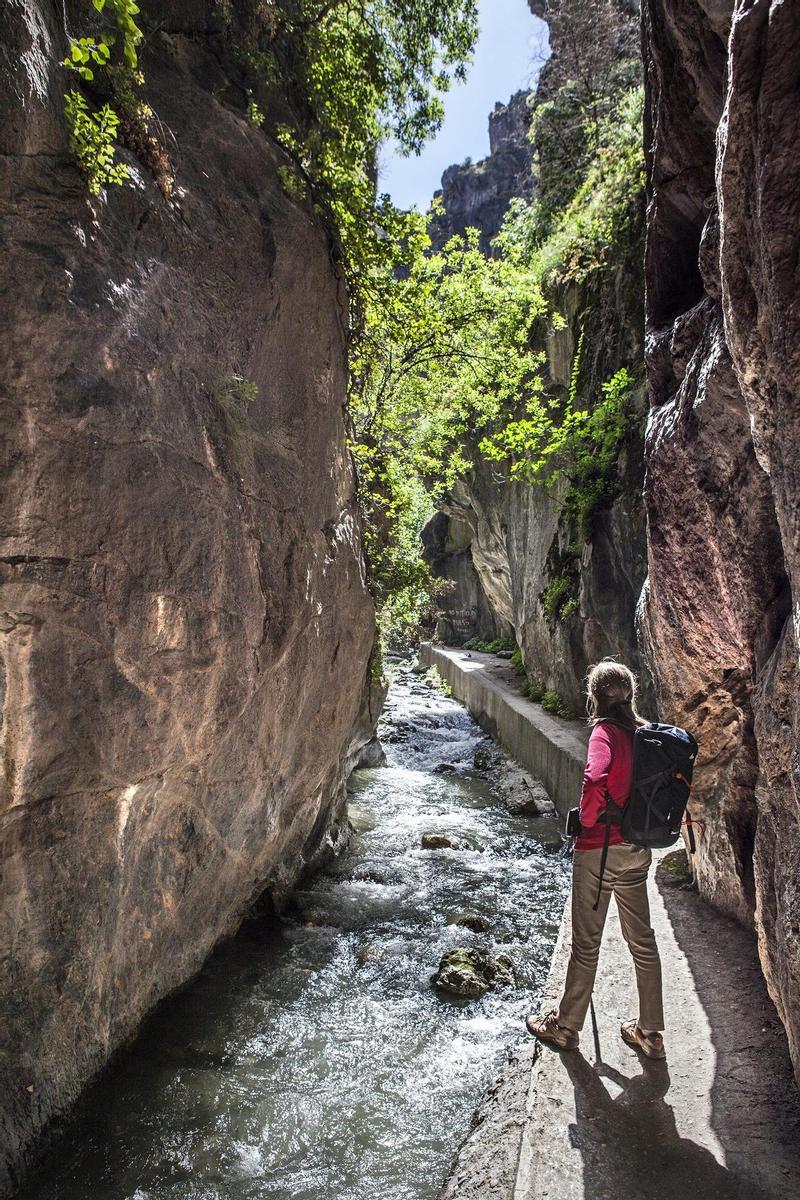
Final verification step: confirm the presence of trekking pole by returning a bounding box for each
[589,993,601,1061]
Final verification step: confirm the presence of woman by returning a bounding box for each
[526,658,665,1058]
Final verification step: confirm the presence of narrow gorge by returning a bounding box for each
[423,0,800,1090]
[1,0,798,1197]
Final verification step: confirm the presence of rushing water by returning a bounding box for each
[21,662,568,1200]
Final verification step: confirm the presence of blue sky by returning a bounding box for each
[378,0,549,211]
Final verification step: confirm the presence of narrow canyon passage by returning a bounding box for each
[18,665,568,1200]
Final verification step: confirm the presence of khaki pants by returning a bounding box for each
[557,843,664,1034]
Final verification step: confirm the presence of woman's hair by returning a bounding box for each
[585,657,647,729]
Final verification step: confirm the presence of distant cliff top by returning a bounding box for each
[428,88,535,254]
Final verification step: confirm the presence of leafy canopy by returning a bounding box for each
[241,0,479,344]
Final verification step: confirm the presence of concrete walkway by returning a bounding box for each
[430,645,800,1200]
[419,643,589,817]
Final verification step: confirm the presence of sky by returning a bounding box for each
[378,0,549,212]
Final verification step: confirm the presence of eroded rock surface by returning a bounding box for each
[641,0,800,1077]
[0,1,375,1188]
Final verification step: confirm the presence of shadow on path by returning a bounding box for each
[561,1050,771,1200]
[654,856,800,1194]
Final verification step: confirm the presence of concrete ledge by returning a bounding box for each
[419,643,589,817]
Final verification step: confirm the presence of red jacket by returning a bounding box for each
[575,720,634,851]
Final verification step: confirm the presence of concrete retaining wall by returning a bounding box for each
[418,643,589,817]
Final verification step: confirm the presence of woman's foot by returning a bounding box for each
[525,1009,579,1050]
[620,1021,666,1059]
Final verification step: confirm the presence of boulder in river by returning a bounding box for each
[433,762,458,774]
[433,947,516,998]
[473,744,503,773]
[421,832,472,851]
[451,913,491,933]
[354,736,387,768]
[494,762,555,817]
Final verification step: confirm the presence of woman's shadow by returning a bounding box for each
[559,1051,772,1200]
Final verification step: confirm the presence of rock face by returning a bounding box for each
[421,475,515,645]
[428,90,535,254]
[641,0,800,1078]
[0,1,375,1188]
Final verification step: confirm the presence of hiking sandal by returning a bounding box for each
[526,1009,579,1051]
[620,1021,666,1059]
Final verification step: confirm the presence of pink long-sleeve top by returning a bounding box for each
[575,720,634,851]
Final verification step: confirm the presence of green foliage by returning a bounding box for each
[347,81,644,645]
[235,1,478,347]
[246,91,266,126]
[424,665,453,697]
[510,645,525,675]
[487,637,516,653]
[63,90,128,193]
[541,574,572,622]
[541,689,572,719]
[64,0,142,81]
[212,375,259,462]
[520,677,545,703]
[497,86,645,288]
[349,226,545,644]
[62,0,152,195]
[521,0,640,247]
[482,365,638,541]
[462,636,517,653]
[214,374,259,420]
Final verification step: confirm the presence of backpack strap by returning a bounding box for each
[592,792,624,911]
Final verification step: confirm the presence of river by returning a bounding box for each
[20,661,568,1200]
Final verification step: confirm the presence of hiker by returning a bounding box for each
[526,659,666,1059]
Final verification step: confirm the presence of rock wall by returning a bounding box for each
[421,473,515,645]
[0,0,375,1188]
[641,0,800,1077]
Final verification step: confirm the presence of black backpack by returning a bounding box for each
[623,721,699,849]
[591,719,698,910]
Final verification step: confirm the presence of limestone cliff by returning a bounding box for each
[641,0,799,1079]
[0,0,375,1189]
[428,90,535,255]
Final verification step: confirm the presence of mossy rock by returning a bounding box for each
[432,947,516,999]
[657,848,695,888]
